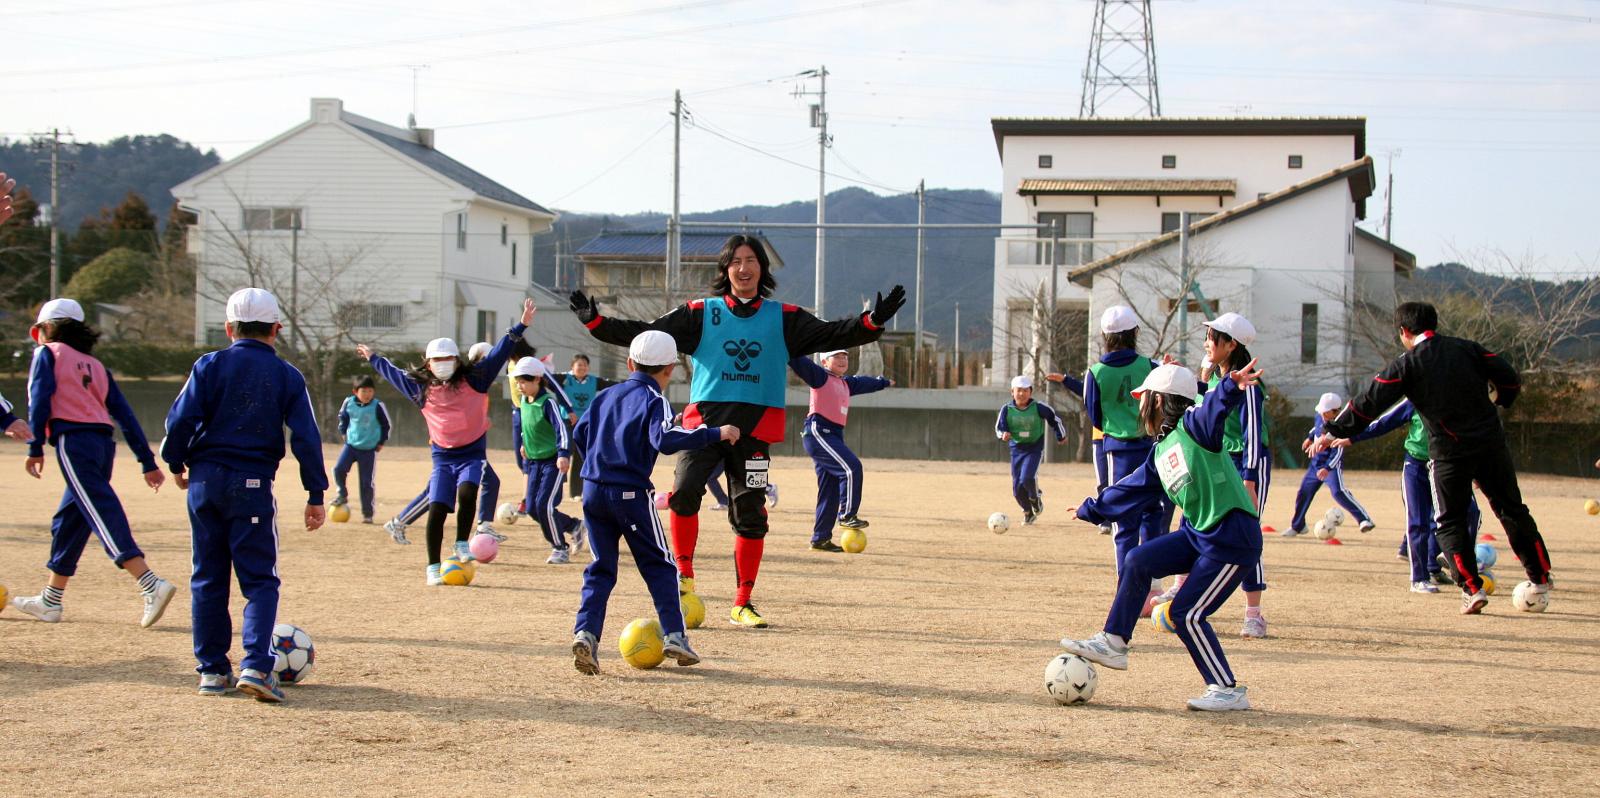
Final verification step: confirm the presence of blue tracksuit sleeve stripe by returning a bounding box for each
[1242,384,1264,467]
[845,375,891,395]
[995,405,1009,438]
[789,356,829,389]
[104,372,157,470]
[377,401,391,444]
[1040,403,1067,441]
[370,355,425,406]
[544,395,570,457]
[284,372,329,502]
[1352,400,1413,443]
[1083,369,1102,429]
[26,346,54,458]
[544,371,572,414]
[468,323,529,394]
[650,392,718,454]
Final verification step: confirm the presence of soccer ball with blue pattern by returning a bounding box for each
[271,623,316,685]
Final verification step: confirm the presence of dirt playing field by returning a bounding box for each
[2,444,1598,797]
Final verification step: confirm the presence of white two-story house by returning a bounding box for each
[988,116,1414,408]
[172,97,587,357]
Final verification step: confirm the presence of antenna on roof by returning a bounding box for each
[405,64,430,128]
[1079,0,1162,118]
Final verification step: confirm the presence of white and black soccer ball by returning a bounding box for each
[987,512,1010,535]
[494,502,519,526]
[1511,581,1549,613]
[271,623,316,685]
[1313,520,1336,541]
[1044,653,1098,705]
[1324,507,1345,527]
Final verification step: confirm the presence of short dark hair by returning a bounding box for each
[1395,302,1438,334]
[352,375,375,390]
[233,321,275,339]
[635,362,671,375]
[571,353,590,364]
[710,234,776,298]
[35,319,100,354]
[1103,329,1138,353]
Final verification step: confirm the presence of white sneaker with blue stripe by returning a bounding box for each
[1187,684,1251,711]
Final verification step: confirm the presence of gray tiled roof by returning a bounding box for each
[347,118,552,216]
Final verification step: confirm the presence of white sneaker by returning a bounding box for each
[11,595,63,623]
[766,485,779,508]
[571,520,588,553]
[711,502,728,512]
[572,631,600,675]
[1239,615,1267,638]
[1359,521,1375,533]
[1153,583,1181,604]
[1058,631,1129,670]
[141,578,177,628]
[1461,589,1488,614]
[662,632,701,666]
[1281,526,1303,538]
[454,541,475,562]
[426,564,443,586]
[1098,524,1112,535]
[385,519,410,545]
[1187,684,1251,712]
[476,520,507,542]
[1410,580,1440,594]
[547,548,571,564]
[198,671,237,696]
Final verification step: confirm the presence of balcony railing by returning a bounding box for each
[994,236,1146,270]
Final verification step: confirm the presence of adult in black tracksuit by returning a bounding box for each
[568,234,906,628]
[1319,302,1552,614]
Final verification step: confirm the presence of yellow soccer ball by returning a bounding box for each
[0,583,7,615]
[440,557,475,586]
[1150,600,1176,633]
[1586,499,1599,516]
[330,504,351,523]
[619,618,665,669]
[1480,572,1496,596]
[680,592,706,629]
[840,527,867,554]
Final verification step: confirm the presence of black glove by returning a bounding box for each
[870,285,907,327]
[569,291,599,324]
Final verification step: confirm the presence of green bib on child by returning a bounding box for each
[521,394,559,460]
[1090,357,1154,439]
[1006,403,1045,445]
[1153,424,1259,530]
[1405,413,1429,460]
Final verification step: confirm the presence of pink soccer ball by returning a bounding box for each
[469,533,499,563]
[654,492,671,510]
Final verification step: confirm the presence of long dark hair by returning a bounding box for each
[709,234,776,298]
[1103,329,1138,353]
[1140,392,1195,440]
[407,356,470,388]
[1206,327,1253,372]
[35,319,100,354]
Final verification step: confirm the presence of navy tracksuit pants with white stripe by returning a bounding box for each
[575,484,685,642]
[46,430,143,575]
[1289,464,1371,531]
[803,416,863,544]
[187,463,280,676]
[525,457,579,550]
[1399,454,1482,582]
[1106,523,1250,688]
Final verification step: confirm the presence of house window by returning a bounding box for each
[500,223,508,246]
[1037,212,1094,265]
[511,242,518,277]
[456,213,467,250]
[1038,154,1053,169]
[475,309,497,343]
[205,327,230,347]
[1161,212,1180,234]
[1161,155,1176,169]
[242,207,302,231]
[1301,303,1319,364]
[341,303,404,329]
[1288,154,1303,169]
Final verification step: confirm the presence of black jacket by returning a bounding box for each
[1326,332,1520,459]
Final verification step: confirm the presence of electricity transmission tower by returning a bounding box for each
[1078,0,1162,118]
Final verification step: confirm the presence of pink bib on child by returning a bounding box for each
[422,382,491,448]
[42,342,112,429]
[808,373,851,427]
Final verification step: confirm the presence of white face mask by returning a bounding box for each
[429,360,457,380]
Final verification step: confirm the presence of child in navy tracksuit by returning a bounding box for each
[1061,361,1265,712]
[510,356,584,564]
[995,375,1067,525]
[333,375,391,524]
[361,300,533,583]
[569,330,734,675]
[1341,398,1479,591]
[792,350,892,551]
[1287,392,1374,536]
[12,298,177,630]
[162,288,327,701]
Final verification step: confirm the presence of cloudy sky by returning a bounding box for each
[6,0,1598,273]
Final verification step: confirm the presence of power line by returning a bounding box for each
[1390,0,1598,23]
[548,121,671,205]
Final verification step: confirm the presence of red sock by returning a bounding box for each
[733,536,764,606]
[671,512,698,578]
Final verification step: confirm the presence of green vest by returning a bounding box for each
[1153,425,1260,530]
[1006,403,1045,445]
[1405,413,1429,460]
[1205,374,1271,455]
[1090,356,1154,439]
[520,394,559,460]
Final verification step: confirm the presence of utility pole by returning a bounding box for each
[669,90,684,294]
[43,129,67,297]
[913,179,925,387]
[796,66,830,316]
[953,301,961,386]
[1382,148,1401,241]
[1178,211,1191,363]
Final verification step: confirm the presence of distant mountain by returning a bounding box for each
[0,134,219,228]
[535,186,1002,351]
[1402,261,1600,360]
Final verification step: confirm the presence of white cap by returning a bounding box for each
[1100,305,1138,335]
[1203,312,1256,346]
[511,357,546,378]
[1010,375,1033,390]
[1315,392,1343,414]
[425,338,460,359]
[628,330,678,367]
[225,288,280,324]
[36,298,85,324]
[1131,363,1198,398]
[818,349,848,360]
[466,342,492,363]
